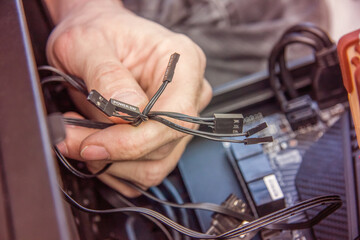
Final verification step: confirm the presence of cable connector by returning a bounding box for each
[283,95,318,130]
[245,122,268,137]
[87,90,114,116]
[109,98,140,117]
[163,53,180,82]
[244,136,273,145]
[214,113,244,134]
[87,90,141,117]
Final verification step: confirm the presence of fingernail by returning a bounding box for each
[80,145,110,161]
[111,90,147,107]
[56,141,68,155]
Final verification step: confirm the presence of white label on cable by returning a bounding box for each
[263,174,284,201]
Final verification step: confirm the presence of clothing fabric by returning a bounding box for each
[123,0,330,87]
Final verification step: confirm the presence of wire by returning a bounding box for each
[40,53,272,145]
[269,34,321,109]
[282,22,333,48]
[162,178,191,240]
[97,184,174,240]
[61,186,342,239]
[268,23,336,109]
[54,146,112,178]
[125,216,138,240]
[148,111,214,126]
[118,178,255,222]
[38,65,88,95]
[150,186,182,240]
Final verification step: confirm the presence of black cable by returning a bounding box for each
[133,53,180,126]
[282,22,333,48]
[61,186,342,239]
[63,117,115,129]
[125,216,138,240]
[54,146,112,178]
[38,65,88,95]
[41,53,272,144]
[55,131,342,237]
[148,111,214,126]
[150,116,272,144]
[97,184,174,240]
[150,186,182,240]
[269,34,321,109]
[162,178,191,240]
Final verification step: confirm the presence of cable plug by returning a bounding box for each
[283,95,318,130]
[109,98,141,117]
[88,90,141,117]
[163,52,180,82]
[213,113,244,134]
[313,44,346,108]
[244,136,273,145]
[87,90,114,116]
[245,122,268,137]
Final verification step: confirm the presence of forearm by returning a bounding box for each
[44,0,123,24]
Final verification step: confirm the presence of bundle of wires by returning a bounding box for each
[268,22,337,110]
[40,53,273,145]
[40,52,342,239]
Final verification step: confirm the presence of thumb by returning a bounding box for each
[82,54,149,116]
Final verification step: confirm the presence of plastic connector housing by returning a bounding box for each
[214,113,244,134]
[313,45,346,108]
[87,90,114,116]
[283,95,318,130]
[337,28,360,147]
[109,98,140,117]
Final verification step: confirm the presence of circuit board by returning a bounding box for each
[227,103,347,240]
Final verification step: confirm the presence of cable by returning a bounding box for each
[54,146,112,178]
[41,53,273,145]
[97,184,174,240]
[162,180,190,223]
[282,22,333,48]
[269,34,321,109]
[38,65,88,95]
[61,186,342,239]
[148,111,215,126]
[162,178,191,240]
[268,23,337,111]
[150,186,182,240]
[118,178,255,222]
[125,216,138,240]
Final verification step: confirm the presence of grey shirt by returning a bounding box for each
[123,0,329,87]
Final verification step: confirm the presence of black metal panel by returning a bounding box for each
[0,0,72,239]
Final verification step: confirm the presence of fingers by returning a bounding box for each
[83,53,149,111]
[47,26,149,117]
[95,173,142,198]
[87,136,190,197]
[80,120,180,161]
[58,112,101,160]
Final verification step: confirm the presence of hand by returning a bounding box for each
[46,0,212,197]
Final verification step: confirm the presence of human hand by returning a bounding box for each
[46,0,212,196]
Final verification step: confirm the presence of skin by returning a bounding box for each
[45,0,212,197]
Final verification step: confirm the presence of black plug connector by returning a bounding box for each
[283,95,318,130]
[88,90,141,117]
[109,98,140,117]
[313,45,347,108]
[214,113,244,134]
[163,52,180,82]
[244,136,273,145]
[246,122,268,137]
[87,90,114,116]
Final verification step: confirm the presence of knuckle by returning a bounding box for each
[202,79,213,103]
[139,163,166,187]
